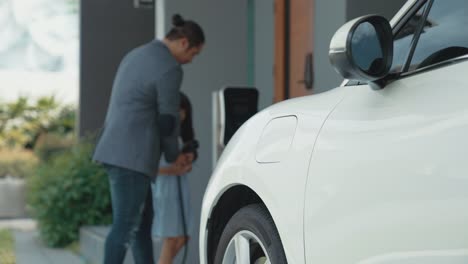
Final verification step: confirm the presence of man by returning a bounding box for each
[93,14,205,264]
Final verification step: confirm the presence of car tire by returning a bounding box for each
[214,204,287,264]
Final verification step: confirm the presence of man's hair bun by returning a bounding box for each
[172,14,185,27]
[166,14,205,47]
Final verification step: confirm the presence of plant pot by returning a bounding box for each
[0,176,27,218]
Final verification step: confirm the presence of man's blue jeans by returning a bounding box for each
[103,165,154,264]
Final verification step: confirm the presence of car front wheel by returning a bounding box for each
[214,204,287,264]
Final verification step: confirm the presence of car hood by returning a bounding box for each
[262,85,348,118]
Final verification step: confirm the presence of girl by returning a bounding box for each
[152,92,198,264]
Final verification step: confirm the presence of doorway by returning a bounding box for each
[274,0,315,101]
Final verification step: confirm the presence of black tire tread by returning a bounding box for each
[213,203,288,264]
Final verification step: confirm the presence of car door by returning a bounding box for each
[304,0,468,263]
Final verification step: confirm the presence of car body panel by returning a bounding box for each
[255,115,298,163]
[304,61,468,263]
[200,87,348,263]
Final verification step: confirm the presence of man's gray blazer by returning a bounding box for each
[93,40,182,178]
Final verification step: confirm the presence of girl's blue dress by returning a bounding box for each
[151,157,193,238]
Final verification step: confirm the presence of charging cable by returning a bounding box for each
[177,140,198,264]
[177,175,188,264]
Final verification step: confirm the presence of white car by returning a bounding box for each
[200,0,468,263]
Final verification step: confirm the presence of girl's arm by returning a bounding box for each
[158,162,192,176]
[159,165,179,175]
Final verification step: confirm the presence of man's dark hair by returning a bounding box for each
[166,14,205,48]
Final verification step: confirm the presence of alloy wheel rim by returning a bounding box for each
[222,230,271,264]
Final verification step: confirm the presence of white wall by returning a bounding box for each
[160,1,248,262]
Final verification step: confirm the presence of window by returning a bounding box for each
[391,2,429,72]
[408,0,468,70]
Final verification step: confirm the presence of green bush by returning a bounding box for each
[34,132,75,162]
[27,142,112,247]
[0,149,38,179]
[0,96,76,150]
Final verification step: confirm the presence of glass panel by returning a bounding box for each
[409,0,468,70]
[391,2,428,72]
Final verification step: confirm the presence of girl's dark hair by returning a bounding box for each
[180,92,195,143]
[166,14,205,48]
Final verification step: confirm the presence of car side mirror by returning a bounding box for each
[329,15,393,82]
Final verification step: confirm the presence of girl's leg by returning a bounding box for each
[158,236,189,264]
